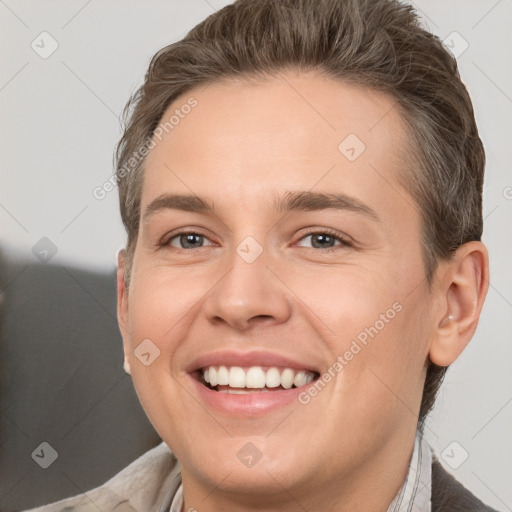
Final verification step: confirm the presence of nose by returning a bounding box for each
[203,244,292,331]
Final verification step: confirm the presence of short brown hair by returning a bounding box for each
[115,0,485,425]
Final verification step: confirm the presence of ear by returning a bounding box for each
[429,241,489,367]
[117,248,131,375]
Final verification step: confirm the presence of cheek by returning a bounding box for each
[127,264,204,342]
[343,294,431,414]
[298,263,428,402]
[288,263,395,339]
[124,264,218,416]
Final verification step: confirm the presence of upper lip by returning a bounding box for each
[186,349,321,374]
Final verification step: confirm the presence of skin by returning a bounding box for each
[117,69,489,512]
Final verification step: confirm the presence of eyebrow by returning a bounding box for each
[274,191,380,221]
[143,191,380,222]
[143,194,215,221]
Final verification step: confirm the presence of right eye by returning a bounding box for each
[165,231,215,250]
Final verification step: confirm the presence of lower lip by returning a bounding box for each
[188,373,310,417]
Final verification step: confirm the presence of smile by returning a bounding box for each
[201,365,318,393]
[186,350,322,415]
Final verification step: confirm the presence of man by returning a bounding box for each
[27,0,498,510]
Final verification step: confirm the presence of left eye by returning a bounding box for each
[167,232,213,249]
[296,232,348,249]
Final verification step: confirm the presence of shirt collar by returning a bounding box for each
[166,431,432,512]
[386,431,432,512]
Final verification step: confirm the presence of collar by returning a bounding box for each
[162,431,432,512]
[386,431,432,512]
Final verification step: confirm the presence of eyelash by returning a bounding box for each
[296,228,353,251]
[161,228,353,252]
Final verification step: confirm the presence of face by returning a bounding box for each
[118,70,438,503]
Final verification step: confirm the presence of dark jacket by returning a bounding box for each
[431,457,499,511]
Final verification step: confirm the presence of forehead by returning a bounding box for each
[141,70,415,219]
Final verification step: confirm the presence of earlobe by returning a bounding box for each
[123,357,131,375]
[430,313,459,366]
[429,241,489,367]
[116,248,132,374]
[117,248,129,332]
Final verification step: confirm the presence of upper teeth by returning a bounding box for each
[203,366,315,389]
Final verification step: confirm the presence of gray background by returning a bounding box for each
[1,0,511,510]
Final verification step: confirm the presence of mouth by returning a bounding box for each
[185,350,323,415]
[192,365,320,394]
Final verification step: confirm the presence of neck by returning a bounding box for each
[179,424,418,512]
